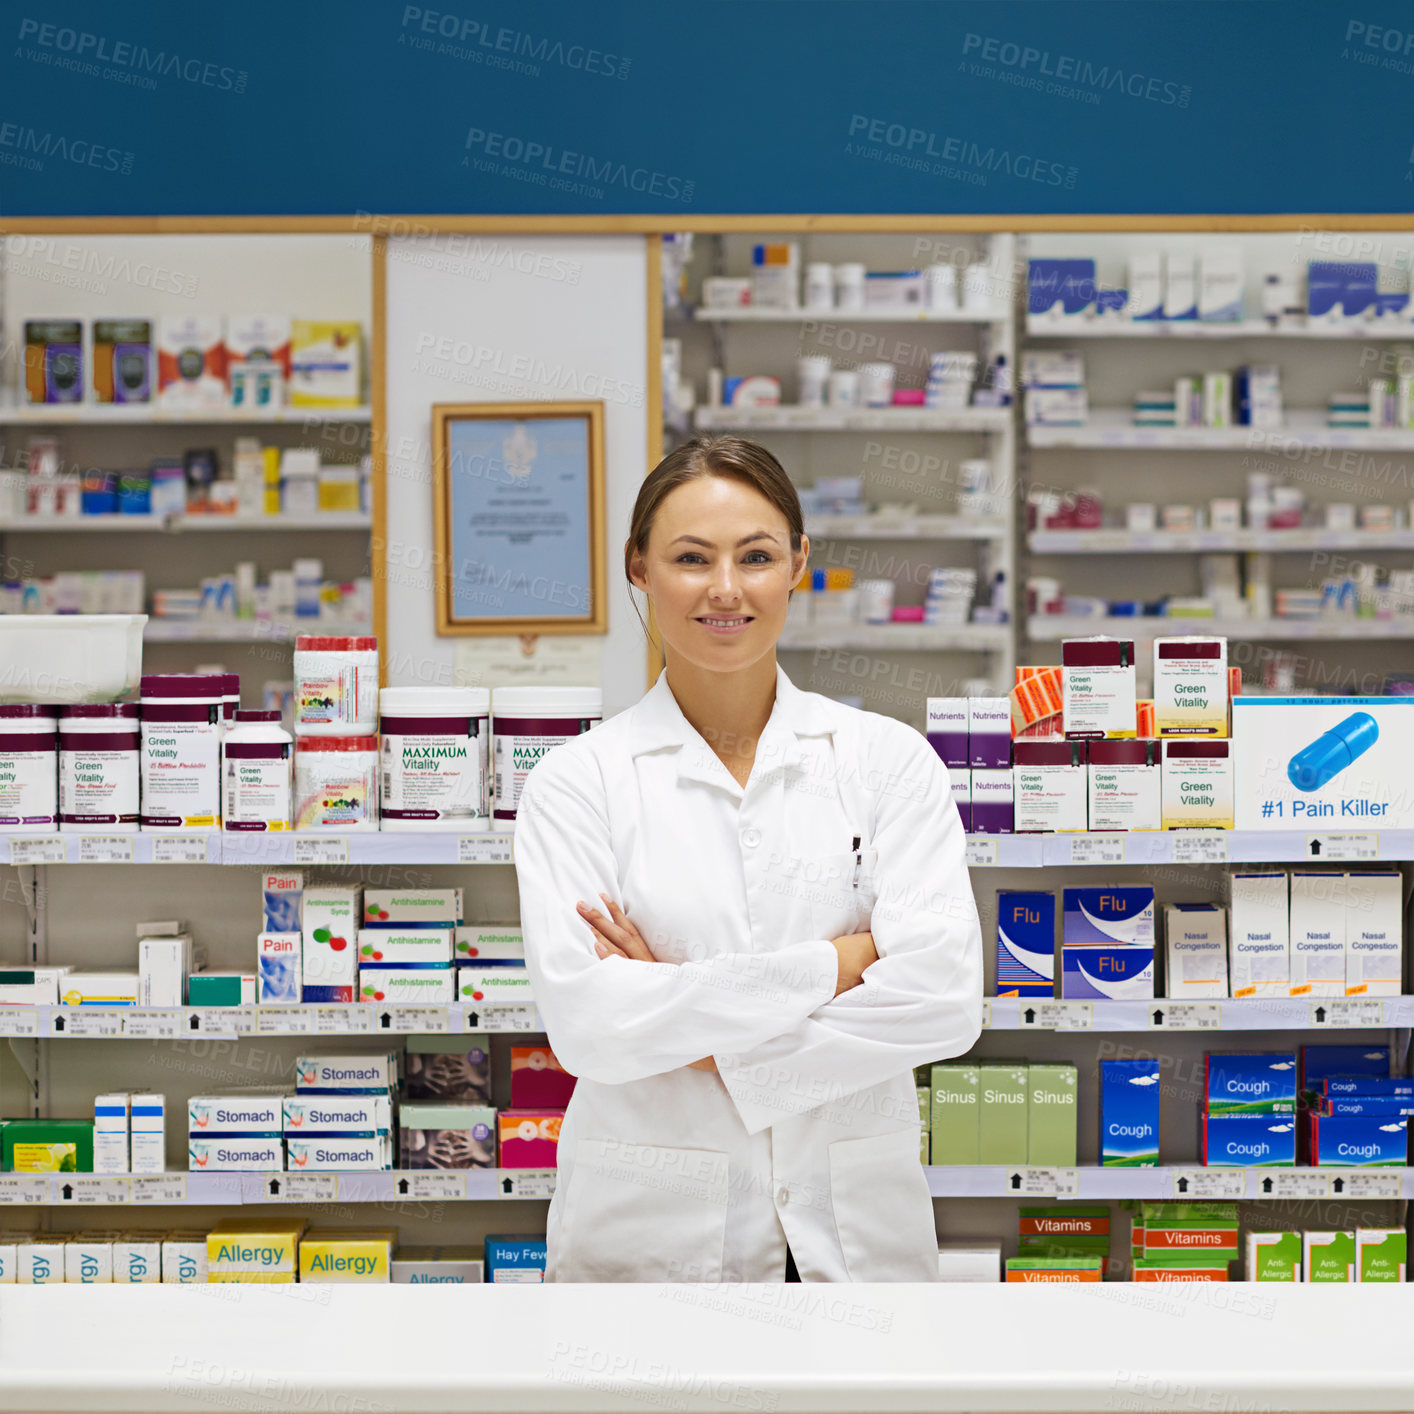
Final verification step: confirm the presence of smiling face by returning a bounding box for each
[627,474,809,674]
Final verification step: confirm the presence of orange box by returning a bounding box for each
[497,1109,563,1168]
[509,1046,576,1108]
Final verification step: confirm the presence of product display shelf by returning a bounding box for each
[0,401,372,425]
[0,832,516,866]
[1028,528,1414,555]
[1027,408,1414,450]
[0,1001,542,1040]
[924,1165,1414,1199]
[807,513,1008,541]
[143,619,374,644]
[1027,317,1414,340]
[694,405,1011,433]
[983,994,1401,1031]
[1026,615,1414,643]
[695,305,1010,324]
[966,830,1414,866]
[778,624,1009,653]
[0,513,372,533]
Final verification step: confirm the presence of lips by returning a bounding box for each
[696,616,753,628]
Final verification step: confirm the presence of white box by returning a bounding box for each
[355,928,453,964]
[1154,637,1229,736]
[258,932,302,1003]
[1129,251,1164,320]
[1012,745,1087,832]
[295,1052,399,1092]
[188,1137,284,1171]
[0,965,71,1005]
[937,1240,1002,1282]
[967,698,1013,769]
[65,1237,113,1284]
[1203,372,1232,428]
[454,964,534,1007]
[392,1250,485,1284]
[1020,351,1085,388]
[1024,387,1088,425]
[261,868,304,932]
[1344,869,1402,997]
[286,1135,391,1171]
[1229,871,1290,999]
[189,1091,285,1135]
[112,1237,162,1284]
[129,1091,165,1174]
[1199,247,1244,321]
[94,1092,130,1175]
[453,926,525,962]
[302,885,362,1001]
[18,1241,66,1284]
[1164,903,1229,999]
[0,1237,17,1283]
[162,1235,209,1283]
[283,1093,392,1134]
[57,970,140,1006]
[157,315,225,408]
[1086,743,1161,831]
[1290,871,1348,998]
[139,934,191,1008]
[358,965,454,1005]
[1163,252,1197,319]
[362,888,462,926]
[1161,740,1235,828]
[1062,640,1137,738]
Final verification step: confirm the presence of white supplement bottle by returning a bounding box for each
[223,709,293,832]
[140,673,225,831]
[293,635,379,736]
[491,686,602,824]
[218,672,240,733]
[58,703,140,833]
[0,705,58,834]
[294,735,379,831]
[379,686,491,832]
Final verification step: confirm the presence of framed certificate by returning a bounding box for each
[432,401,607,636]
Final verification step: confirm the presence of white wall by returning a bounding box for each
[383,233,650,715]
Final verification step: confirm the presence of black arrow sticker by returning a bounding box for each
[467,1013,479,1028]
[1176,1177,1189,1193]
[1310,840,1322,856]
[1023,1008,1036,1025]
[380,1013,392,1029]
[190,1013,201,1030]
[1332,1177,1345,1193]
[1315,1007,1327,1023]
[1009,1172,1023,1190]
[1262,1177,1274,1193]
[501,1176,514,1194]
[268,1179,281,1196]
[1152,1010,1164,1026]
[61,1183,73,1200]
[53,1016,64,1032]
[398,1178,410,1195]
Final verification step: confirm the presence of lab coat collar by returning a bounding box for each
[630,661,834,789]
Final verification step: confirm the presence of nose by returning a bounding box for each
[708,559,742,604]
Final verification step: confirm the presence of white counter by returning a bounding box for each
[1,1284,1410,1412]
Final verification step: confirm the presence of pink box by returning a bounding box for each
[497,1110,563,1168]
[509,1047,577,1108]
[892,605,926,623]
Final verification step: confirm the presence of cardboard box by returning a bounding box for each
[455,964,533,1007]
[17,1240,66,1283]
[930,1064,980,1164]
[188,1137,285,1171]
[392,1246,485,1284]
[1064,886,1155,946]
[138,934,191,1008]
[936,1241,1002,1282]
[1087,739,1160,831]
[1290,870,1346,998]
[357,929,454,964]
[1099,1060,1160,1166]
[94,1093,130,1174]
[969,769,1013,833]
[485,1234,546,1283]
[1062,943,1155,1001]
[57,970,140,1006]
[404,1034,492,1102]
[93,318,152,403]
[1062,638,1137,738]
[510,1046,577,1108]
[189,1091,285,1135]
[1304,1230,1355,1282]
[977,1064,1028,1165]
[207,1217,305,1280]
[995,891,1056,998]
[1006,1257,1102,1282]
[112,1235,162,1284]
[1229,871,1290,998]
[187,972,256,1007]
[453,926,523,963]
[948,767,971,831]
[261,869,304,933]
[926,698,969,768]
[295,1052,399,1093]
[1012,741,1087,832]
[497,1109,562,1168]
[129,1093,165,1174]
[358,965,454,1005]
[1247,1230,1301,1281]
[3,1118,93,1173]
[1310,1114,1407,1167]
[362,890,462,928]
[1344,869,1403,996]
[1026,1064,1077,1166]
[1205,1052,1297,1115]
[65,1235,114,1283]
[398,1103,497,1169]
[1356,1228,1406,1282]
[298,1228,394,1283]
[967,698,1013,769]
[282,1093,392,1134]
[1161,740,1234,828]
[225,314,291,380]
[289,320,363,408]
[1154,637,1228,736]
[302,886,362,1003]
[286,1136,391,1171]
[157,315,226,408]
[161,1234,209,1284]
[1202,1114,1296,1166]
[1164,904,1228,999]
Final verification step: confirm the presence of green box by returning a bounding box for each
[978,1064,1029,1166]
[1005,1256,1102,1281]
[2,1118,93,1173]
[187,973,251,1007]
[1357,1228,1406,1283]
[1246,1231,1301,1282]
[916,1084,930,1164]
[1304,1231,1355,1283]
[930,1065,980,1165]
[1026,1063,1078,1167]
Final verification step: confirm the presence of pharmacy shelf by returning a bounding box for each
[1028,527,1414,555]
[964,829,1414,866]
[142,619,372,644]
[694,406,1011,433]
[694,305,1009,323]
[1026,615,1414,643]
[924,1165,1414,1199]
[1028,409,1414,450]
[0,1002,541,1041]
[0,402,371,425]
[778,624,1009,653]
[983,995,1397,1032]
[808,514,1008,541]
[1027,317,1414,339]
[0,832,515,867]
[0,514,371,533]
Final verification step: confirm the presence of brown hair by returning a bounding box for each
[624,435,805,637]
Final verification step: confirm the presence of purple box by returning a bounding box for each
[968,698,1013,769]
[970,769,1013,834]
[927,698,969,768]
[948,768,971,831]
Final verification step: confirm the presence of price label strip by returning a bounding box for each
[478,1005,538,1032]
[980,999,992,1029]
[0,1009,39,1037]
[59,1176,132,1204]
[152,835,212,864]
[293,838,350,864]
[1020,1001,1092,1031]
[1305,833,1378,862]
[258,1007,315,1035]
[1331,1171,1402,1200]
[1002,1168,1079,1199]
[1069,835,1125,866]
[315,1006,371,1034]
[187,1007,256,1036]
[1148,1002,1221,1031]
[1310,999,1384,1028]
[1171,1168,1245,1200]
[964,838,999,868]
[0,1175,49,1204]
[8,837,66,865]
[1171,834,1229,865]
[1254,1170,1329,1199]
[391,1172,467,1201]
[499,1169,556,1199]
[459,835,514,865]
[260,1172,338,1203]
[124,1010,181,1040]
[377,1006,449,1033]
[131,1175,189,1204]
[51,1008,123,1038]
[77,835,134,864]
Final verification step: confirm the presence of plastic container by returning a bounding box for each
[803,263,834,310]
[0,614,146,705]
[492,686,602,823]
[379,686,491,832]
[58,704,140,833]
[834,263,866,311]
[295,735,379,831]
[139,673,224,831]
[0,706,58,834]
[859,363,895,408]
[219,673,241,729]
[223,709,293,832]
[293,635,378,737]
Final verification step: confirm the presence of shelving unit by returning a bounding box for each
[1029,527,1414,554]
[1027,317,1414,340]
[0,513,371,533]
[1026,615,1413,642]
[1028,409,1414,450]
[0,402,371,425]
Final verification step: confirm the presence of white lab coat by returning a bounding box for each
[513,661,983,1282]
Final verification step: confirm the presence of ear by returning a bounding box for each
[626,539,649,594]
[790,535,810,590]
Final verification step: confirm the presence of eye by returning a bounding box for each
[675,553,706,564]
[744,551,774,564]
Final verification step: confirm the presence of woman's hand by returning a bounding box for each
[832,931,879,997]
[577,894,717,1073]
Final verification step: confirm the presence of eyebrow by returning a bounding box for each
[671,532,780,548]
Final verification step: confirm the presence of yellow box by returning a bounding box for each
[299,1228,395,1283]
[209,1270,297,1283]
[207,1217,306,1277]
[317,469,361,513]
[289,320,363,408]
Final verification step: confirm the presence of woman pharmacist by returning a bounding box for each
[514,435,983,1283]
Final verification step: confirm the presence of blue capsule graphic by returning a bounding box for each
[1286,711,1379,792]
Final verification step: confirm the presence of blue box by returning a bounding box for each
[1324,1076,1414,1099]
[1311,1114,1407,1167]
[1063,887,1155,945]
[1205,1052,1297,1116]
[1318,1097,1414,1116]
[485,1234,547,1283]
[996,891,1055,998]
[1203,1114,1296,1167]
[1301,1044,1391,1093]
[1099,1059,1160,1167]
[1061,944,1154,1001]
[1028,259,1096,317]
[1308,261,1377,319]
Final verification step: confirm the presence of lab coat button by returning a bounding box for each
[742,827,762,849]
[775,1185,789,1206]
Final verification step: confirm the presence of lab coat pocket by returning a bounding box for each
[828,1128,940,1282]
[801,849,878,941]
[557,1137,730,1282]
